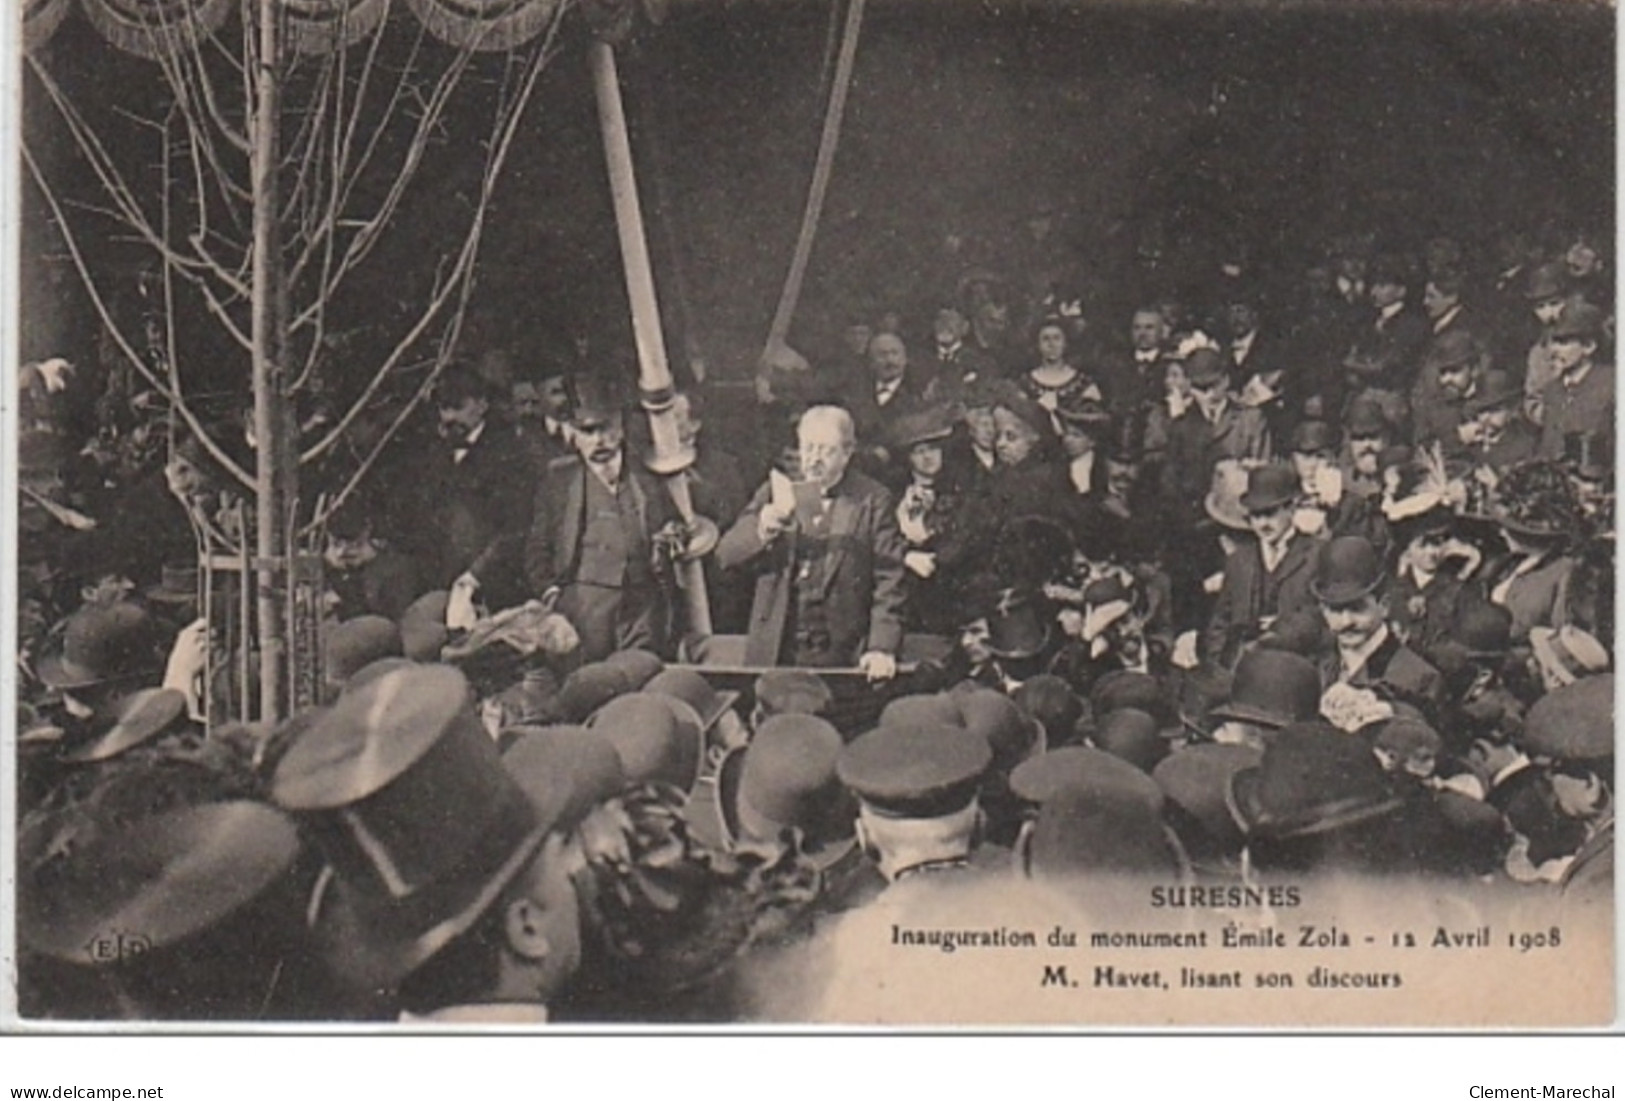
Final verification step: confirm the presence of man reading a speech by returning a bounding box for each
[717,405,907,679]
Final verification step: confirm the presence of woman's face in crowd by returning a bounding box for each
[1060,423,1097,460]
[965,406,997,451]
[1036,325,1068,364]
[993,408,1041,466]
[909,440,944,480]
[1407,529,1449,575]
[1164,362,1191,398]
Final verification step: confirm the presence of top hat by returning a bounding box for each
[1240,464,1299,514]
[273,665,554,991]
[145,561,200,605]
[586,691,705,790]
[837,723,991,819]
[1421,330,1482,375]
[985,588,1051,660]
[1153,743,1264,854]
[1226,722,1404,841]
[1009,745,1165,817]
[889,404,958,451]
[1089,707,1169,774]
[38,602,160,691]
[1209,649,1322,730]
[1289,420,1341,456]
[1462,369,1523,416]
[1550,300,1604,342]
[753,669,834,719]
[716,715,854,867]
[1183,348,1229,389]
[643,668,740,734]
[1310,536,1385,605]
[1522,673,1613,762]
[1203,459,1254,531]
[568,375,625,426]
[20,801,303,966]
[953,684,1046,773]
[1524,261,1566,301]
[62,687,190,765]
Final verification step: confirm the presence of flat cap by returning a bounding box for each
[1523,674,1613,762]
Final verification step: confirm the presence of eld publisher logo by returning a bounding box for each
[82,930,152,964]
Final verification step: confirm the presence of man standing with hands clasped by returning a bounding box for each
[718,405,907,680]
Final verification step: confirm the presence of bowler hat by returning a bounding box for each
[38,602,160,691]
[1463,369,1523,415]
[753,669,833,719]
[145,561,199,605]
[1311,536,1385,605]
[20,801,302,965]
[1009,745,1165,816]
[555,662,634,723]
[274,665,558,991]
[1024,788,1184,879]
[1550,300,1604,342]
[62,687,189,765]
[586,691,704,790]
[985,588,1051,660]
[879,692,964,731]
[1089,707,1168,774]
[1344,399,1391,439]
[398,591,449,662]
[1209,649,1322,730]
[1183,348,1228,388]
[837,723,991,818]
[643,668,740,734]
[1447,601,1513,660]
[717,715,854,866]
[954,685,1045,772]
[1240,464,1299,514]
[1289,420,1341,456]
[1011,676,1083,748]
[1257,608,1331,655]
[889,404,957,451]
[1226,722,1404,840]
[1421,330,1482,375]
[600,648,665,690]
[1089,670,1171,728]
[324,616,404,690]
[1530,626,1611,689]
[1523,674,1613,762]
[501,724,628,824]
[1153,743,1263,854]
[1524,261,1566,301]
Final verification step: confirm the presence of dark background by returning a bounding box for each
[21,0,1615,391]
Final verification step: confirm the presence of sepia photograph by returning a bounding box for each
[4,0,1616,1030]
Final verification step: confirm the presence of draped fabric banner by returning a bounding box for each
[78,0,234,60]
[22,0,76,52]
[404,0,562,51]
[25,0,564,56]
[284,0,391,54]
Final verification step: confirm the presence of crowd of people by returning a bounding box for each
[13,211,1616,1022]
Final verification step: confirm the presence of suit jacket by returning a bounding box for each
[1482,551,1576,643]
[1201,531,1319,668]
[523,455,679,598]
[1160,402,1273,510]
[1317,628,1445,719]
[410,420,537,594]
[1347,305,1429,393]
[1389,567,1470,657]
[1537,363,1615,460]
[842,372,929,454]
[716,470,907,667]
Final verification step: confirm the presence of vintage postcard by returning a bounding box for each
[5,0,1616,1030]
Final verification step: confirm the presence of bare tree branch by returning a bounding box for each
[25,143,254,490]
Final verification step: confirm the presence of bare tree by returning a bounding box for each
[24,0,569,721]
